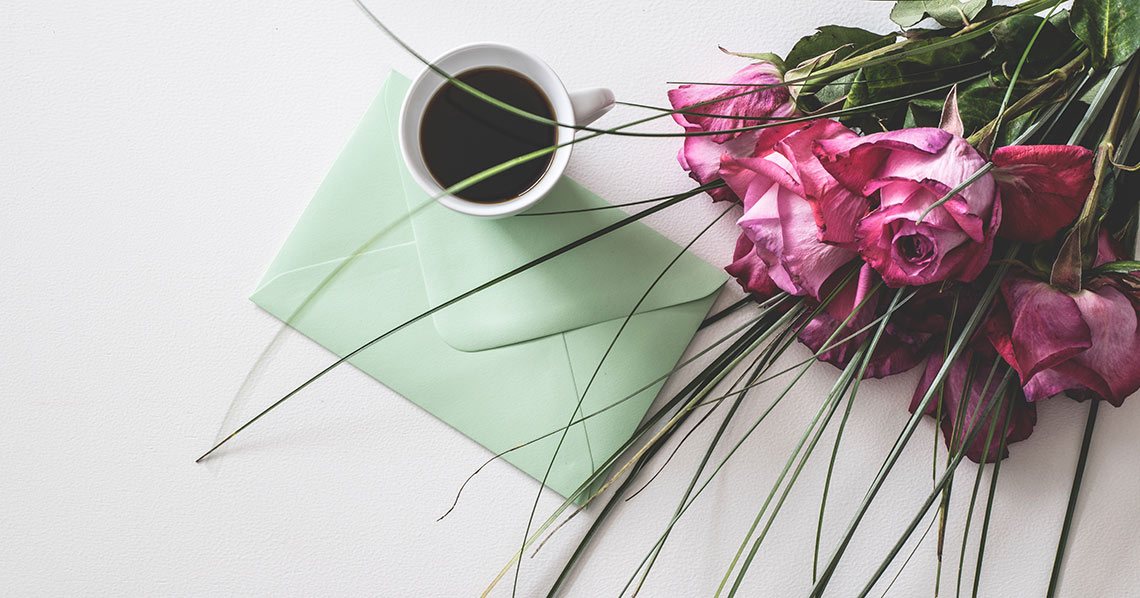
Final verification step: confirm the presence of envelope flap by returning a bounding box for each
[379,74,726,352]
[255,75,415,294]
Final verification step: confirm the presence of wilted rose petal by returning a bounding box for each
[911,348,1036,463]
[669,62,799,202]
[988,269,1140,407]
[722,126,858,300]
[798,264,932,379]
[992,145,1095,242]
[771,119,866,246]
[725,233,781,299]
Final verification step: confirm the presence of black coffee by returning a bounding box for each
[419,67,557,203]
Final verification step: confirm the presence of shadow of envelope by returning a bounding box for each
[250,72,726,499]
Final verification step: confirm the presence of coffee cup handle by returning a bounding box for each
[568,88,616,126]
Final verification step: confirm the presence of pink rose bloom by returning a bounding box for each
[911,345,1037,463]
[799,264,942,379]
[814,128,1001,287]
[987,237,1140,407]
[720,120,863,300]
[724,232,781,299]
[991,144,1095,242]
[668,62,799,203]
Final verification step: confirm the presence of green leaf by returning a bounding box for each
[1072,0,1140,68]
[785,25,887,70]
[813,71,858,106]
[718,47,786,72]
[891,0,991,28]
[843,34,992,131]
[910,76,1035,142]
[913,77,1002,136]
[987,13,1075,76]
[1094,260,1140,273]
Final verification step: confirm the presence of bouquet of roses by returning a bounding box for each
[203,0,1139,595]
[537,1,1139,595]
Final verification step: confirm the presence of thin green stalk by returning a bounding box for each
[810,248,1017,597]
[196,182,716,463]
[610,310,810,596]
[696,287,920,408]
[491,305,803,597]
[725,290,909,596]
[625,329,794,596]
[512,206,734,596]
[436,299,784,521]
[934,353,979,594]
[1045,399,1100,598]
[356,0,1001,139]
[984,2,1061,149]
[879,514,939,598]
[613,279,881,594]
[813,377,856,582]
[717,348,866,597]
[621,342,775,507]
[932,295,962,594]
[701,296,763,329]
[948,359,1006,597]
[970,398,1018,598]
[855,372,1016,597]
[545,314,782,595]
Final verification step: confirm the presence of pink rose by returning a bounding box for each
[991,144,1095,242]
[720,119,863,300]
[911,345,1037,463]
[986,242,1140,407]
[814,128,1001,287]
[724,232,781,299]
[668,62,799,203]
[799,264,943,379]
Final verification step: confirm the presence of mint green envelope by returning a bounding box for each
[250,72,726,498]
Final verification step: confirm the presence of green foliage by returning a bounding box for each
[910,77,1036,143]
[891,0,991,28]
[1072,0,1140,68]
[842,34,992,132]
[785,25,887,70]
[1093,260,1140,274]
[987,12,1076,76]
[719,47,787,72]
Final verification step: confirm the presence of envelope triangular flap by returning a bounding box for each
[255,83,415,294]
[384,76,727,353]
[247,71,727,500]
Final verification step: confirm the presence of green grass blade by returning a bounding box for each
[970,399,1017,598]
[810,247,1018,597]
[1045,399,1100,598]
[511,206,734,595]
[854,372,1016,597]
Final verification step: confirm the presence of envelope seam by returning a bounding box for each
[560,332,597,471]
[252,241,417,294]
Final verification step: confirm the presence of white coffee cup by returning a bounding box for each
[399,43,614,218]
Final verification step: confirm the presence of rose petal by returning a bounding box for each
[992,145,1095,242]
[1050,283,1140,406]
[726,151,856,299]
[1000,276,1093,384]
[774,119,866,245]
[798,264,930,378]
[678,132,763,203]
[725,233,781,299]
[911,349,1036,463]
[668,62,795,144]
[813,128,955,196]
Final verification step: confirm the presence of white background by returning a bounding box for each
[3,1,1138,596]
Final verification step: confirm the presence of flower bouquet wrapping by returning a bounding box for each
[203,0,1140,595]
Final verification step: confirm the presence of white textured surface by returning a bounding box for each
[3,2,1138,596]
